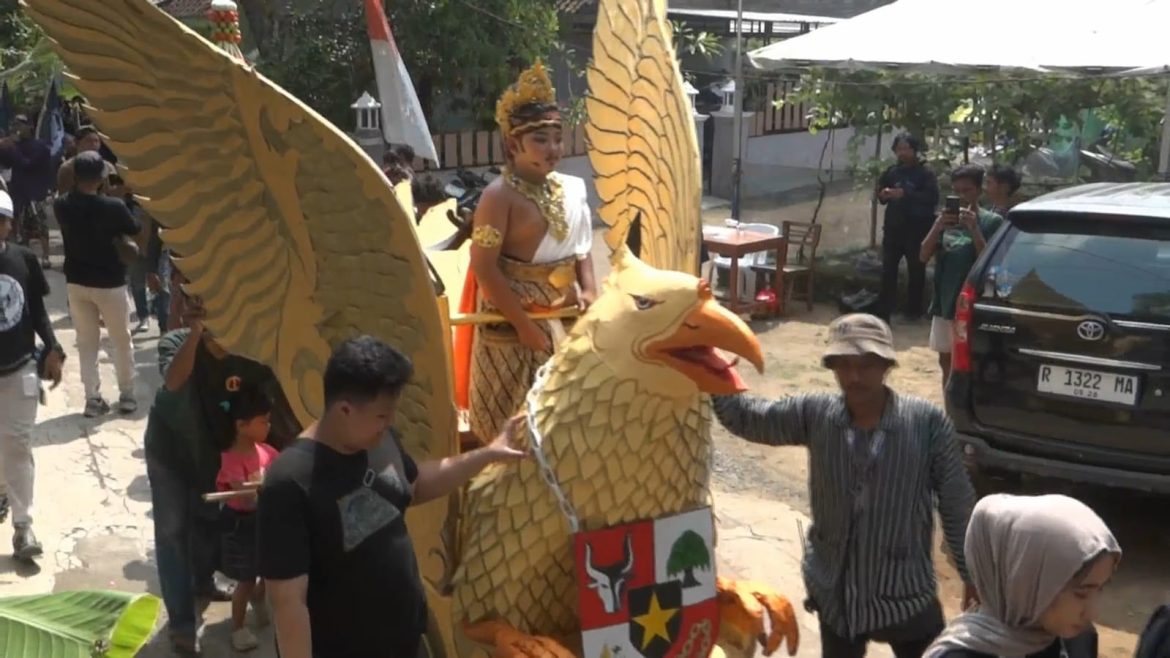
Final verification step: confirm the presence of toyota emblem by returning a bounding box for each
[1076,320,1106,341]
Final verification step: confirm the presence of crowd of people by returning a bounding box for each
[876,132,1021,389]
[0,88,1146,658]
[0,111,170,560]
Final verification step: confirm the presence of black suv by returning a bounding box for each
[946,182,1170,493]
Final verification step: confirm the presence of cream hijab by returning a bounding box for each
[924,493,1121,658]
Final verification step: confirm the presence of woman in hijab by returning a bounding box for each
[925,493,1120,658]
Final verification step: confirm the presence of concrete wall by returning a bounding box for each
[426,126,885,250]
[746,126,878,171]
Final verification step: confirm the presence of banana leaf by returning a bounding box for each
[0,590,160,658]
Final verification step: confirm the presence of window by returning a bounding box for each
[985,216,1170,320]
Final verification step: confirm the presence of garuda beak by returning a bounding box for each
[648,281,765,395]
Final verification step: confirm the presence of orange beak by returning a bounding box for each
[646,282,765,394]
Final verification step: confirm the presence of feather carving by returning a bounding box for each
[585,0,702,274]
[21,0,455,464]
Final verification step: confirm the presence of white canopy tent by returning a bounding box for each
[750,0,1170,75]
[748,0,1170,175]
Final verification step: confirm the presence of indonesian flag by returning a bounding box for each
[363,0,440,165]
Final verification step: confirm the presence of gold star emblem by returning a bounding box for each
[632,591,678,650]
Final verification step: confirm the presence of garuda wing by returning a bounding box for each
[23,0,455,462]
[585,0,703,274]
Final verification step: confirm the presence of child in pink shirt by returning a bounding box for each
[215,385,278,652]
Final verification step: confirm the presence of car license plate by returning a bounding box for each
[1037,364,1138,406]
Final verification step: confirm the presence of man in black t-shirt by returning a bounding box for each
[0,190,63,562]
[258,336,526,658]
[54,151,141,418]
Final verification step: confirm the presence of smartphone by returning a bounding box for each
[944,195,961,214]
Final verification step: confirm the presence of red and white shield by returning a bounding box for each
[574,507,719,658]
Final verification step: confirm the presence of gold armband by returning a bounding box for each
[471,225,503,249]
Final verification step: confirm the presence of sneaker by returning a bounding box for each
[231,628,260,652]
[84,397,110,418]
[116,394,137,414]
[250,596,270,627]
[13,524,43,561]
[195,580,236,602]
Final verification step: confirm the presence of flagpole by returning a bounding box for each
[730,0,744,221]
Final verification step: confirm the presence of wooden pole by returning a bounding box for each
[869,126,883,248]
[449,307,581,326]
[203,490,256,502]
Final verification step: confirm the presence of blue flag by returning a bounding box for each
[37,76,66,164]
[0,81,10,135]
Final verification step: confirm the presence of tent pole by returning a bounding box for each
[1159,76,1170,181]
[731,0,744,220]
[870,125,882,248]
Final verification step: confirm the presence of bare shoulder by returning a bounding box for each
[479,177,513,202]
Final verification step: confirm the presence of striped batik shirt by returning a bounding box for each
[713,389,975,638]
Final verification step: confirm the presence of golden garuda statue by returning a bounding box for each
[23,0,800,655]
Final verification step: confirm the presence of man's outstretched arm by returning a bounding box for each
[710,394,814,447]
[412,417,527,505]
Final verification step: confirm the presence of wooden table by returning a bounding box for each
[703,226,788,316]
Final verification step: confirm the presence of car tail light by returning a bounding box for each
[952,282,975,373]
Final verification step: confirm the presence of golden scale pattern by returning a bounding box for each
[454,0,714,645]
[454,330,714,636]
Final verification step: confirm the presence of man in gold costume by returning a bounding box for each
[454,62,598,444]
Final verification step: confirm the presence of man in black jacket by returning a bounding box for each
[876,133,939,322]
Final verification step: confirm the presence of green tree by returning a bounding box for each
[0,1,62,115]
[784,69,1169,182]
[255,5,374,130]
[252,0,559,131]
[666,530,711,588]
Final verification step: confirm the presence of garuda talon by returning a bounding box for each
[23,0,800,656]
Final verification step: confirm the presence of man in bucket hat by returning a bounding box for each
[712,313,977,658]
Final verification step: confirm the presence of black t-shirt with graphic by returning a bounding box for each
[0,242,52,375]
[257,432,427,658]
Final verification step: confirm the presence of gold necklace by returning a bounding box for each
[503,168,568,242]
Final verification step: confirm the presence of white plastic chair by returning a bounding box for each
[707,222,781,300]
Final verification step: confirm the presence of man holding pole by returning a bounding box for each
[452,61,597,444]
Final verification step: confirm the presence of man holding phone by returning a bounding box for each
[920,165,1004,388]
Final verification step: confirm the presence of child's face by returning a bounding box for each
[236,413,272,444]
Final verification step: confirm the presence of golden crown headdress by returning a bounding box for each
[495,60,560,137]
